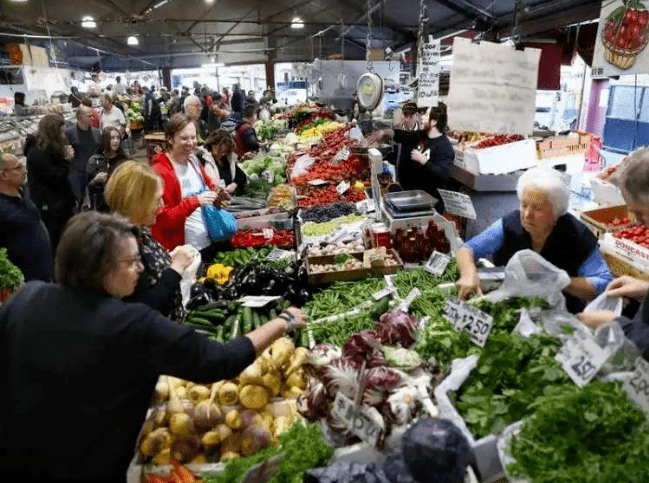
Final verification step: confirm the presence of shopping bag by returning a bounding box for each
[202,205,237,241]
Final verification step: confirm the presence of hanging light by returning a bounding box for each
[8,0,28,3]
[81,16,96,29]
[127,35,139,46]
[291,15,304,29]
[205,0,215,3]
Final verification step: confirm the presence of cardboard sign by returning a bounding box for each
[336,180,351,195]
[416,37,441,108]
[623,357,649,416]
[265,248,293,262]
[437,189,477,219]
[425,250,451,277]
[555,331,610,387]
[443,298,493,347]
[332,392,383,447]
[448,37,540,135]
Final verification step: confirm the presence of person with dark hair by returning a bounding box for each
[0,153,53,282]
[369,102,454,214]
[68,86,82,108]
[13,91,27,116]
[81,97,101,128]
[234,105,260,158]
[0,210,307,482]
[151,113,232,256]
[200,129,248,196]
[230,83,245,116]
[86,126,128,211]
[114,75,127,96]
[24,114,76,251]
[207,93,228,134]
[100,93,126,135]
[65,105,101,207]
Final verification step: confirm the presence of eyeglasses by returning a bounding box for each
[118,256,143,268]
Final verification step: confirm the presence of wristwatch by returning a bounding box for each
[278,310,299,333]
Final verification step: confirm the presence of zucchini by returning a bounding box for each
[299,329,309,348]
[242,306,253,332]
[185,316,214,328]
[214,325,225,343]
[223,315,237,330]
[252,310,261,330]
[269,308,277,320]
[229,317,240,340]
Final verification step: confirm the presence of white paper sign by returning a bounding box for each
[336,180,351,195]
[332,392,383,447]
[308,179,329,186]
[262,228,274,240]
[437,189,477,219]
[555,331,610,387]
[425,250,451,277]
[356,199,377,213]
[261,170,275,184]
[333,146,351,163]
[623,357,649,416]
[397,288,420,312]
[265,248,293,262]
[372,287,395,301]
[384,274,395,291]
[448,37,541,135]
[443,298,493,347]
[416,37,441,108]
[239,295,282,308]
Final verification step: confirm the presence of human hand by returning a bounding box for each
[197,191,218,207]
[282,307,307,330]
[606,275,649,301]
[242,151,256,161]
[576,310,617,330]
[225,183,237,194]
[214,189,231,208]
[456,273,483,300]
[410,149,427,165]
[93,172,108,184]
[65,145,75,161]
[366,129,388,144]
[169,245,196,274]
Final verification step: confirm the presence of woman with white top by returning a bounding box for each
[150,114,231,260]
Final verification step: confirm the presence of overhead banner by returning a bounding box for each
[448,37,540,135]
[592,0,649,77]
[416,36,441,108]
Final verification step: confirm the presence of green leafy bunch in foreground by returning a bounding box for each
[0,247,24,290]
[508,380,649,483]
[203,421,333,483]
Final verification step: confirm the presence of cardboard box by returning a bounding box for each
[590,177,625,206]
[462,139,538,175]
[602,233,649,273]
[579,204,630,238]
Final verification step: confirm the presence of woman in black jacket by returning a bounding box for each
[86,126,128,212]
[370,102,455,214]
[200,128,248,196]
[24,114,76,251]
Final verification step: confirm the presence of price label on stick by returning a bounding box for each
[397,288,420,312]
[332,392,383,447]
[623,357,649,416]
[555,331,610,387]
[333,146,351,163]
[372,287,395,301]
[443,298,493,347]
[336,180,350,195]
[425,251,451,277]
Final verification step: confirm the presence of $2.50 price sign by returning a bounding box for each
[331,392,383,447]
[623,357,649,416]
[443,298,493,347]
[555,330,610,387]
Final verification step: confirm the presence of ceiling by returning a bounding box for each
[0,0,602,71]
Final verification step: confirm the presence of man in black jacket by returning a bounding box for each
[0,153,52,281]
[65,106,100,208]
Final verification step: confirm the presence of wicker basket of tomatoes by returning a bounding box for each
[601,4,649,70]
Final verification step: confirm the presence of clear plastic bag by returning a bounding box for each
[180,246,201,307]
[583,291,623,315]
[486,249,570,310]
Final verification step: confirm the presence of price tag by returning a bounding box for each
[261,169,275,184]
[308,179,329,186]
[372,287,395,301]
[241,454,285,483]
[265,248,292,262]
[424,251,451,277]
[437,189,477,219]
[355,199,376,213]
[384,274,395,291]
[333,146,351,163]
[262,228,274,239]
[331,392,383,447]
[443,298,493,347]
[419,316,430,330]
[239,295,282,308]
[336,180,351,195]
[397,288,420,312]
[623,357,649,416]
[555,331,610,387]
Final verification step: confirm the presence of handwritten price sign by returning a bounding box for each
[425,251,451,277]
[555,331,610,387]
[332,392,383,447]
[623,357,649,416]
[443,298,493,347]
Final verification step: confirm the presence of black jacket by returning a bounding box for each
[25,141,75,222]
[494,211,598,313]
[616,292,649,361]
[0,281,256,481]
[216,156,248,196]
[391,130,454,213]
[230,89,245,115]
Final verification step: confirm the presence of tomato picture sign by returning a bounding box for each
[593,0,649,76]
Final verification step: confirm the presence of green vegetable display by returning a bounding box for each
[240,155,286,186]
[212,247,275,267]
[203,421,333,483]
[304,277,385,320]
[453,331,569,439]
[301,215,365,237]
[0,247,24,291]
[309,312,378,347]
[507,380,649,483]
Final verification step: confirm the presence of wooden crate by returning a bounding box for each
[306,252,369,285]
[580,205,631,238]
[367,249,404,275]
[602,251,649,281]
[144,133,165,163]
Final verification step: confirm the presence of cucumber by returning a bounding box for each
[299,329,309,348]
[214,325,225,343]
[252,310,261,330]
[269,308,277,320]
[280,299,291,310]
[227,301,240,313]
[185,316,213,327]
[229,317,240,340]
[223,315,237,330]
[242,306,253,332]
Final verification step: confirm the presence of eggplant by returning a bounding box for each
[186,292,211,311]
[190,282,206,299]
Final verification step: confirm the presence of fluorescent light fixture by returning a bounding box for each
[81,16,96,29]
[9,0,28,3]
[127,35,139,46]
[202,62,225,68]
[291,16,304,29]
[205,0,215,3]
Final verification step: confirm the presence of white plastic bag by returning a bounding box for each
[583,291,623,315]
[486,249,570,310]
[180,246,201,307]
[290,154,315,179]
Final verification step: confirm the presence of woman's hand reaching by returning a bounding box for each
[196,191,218,207]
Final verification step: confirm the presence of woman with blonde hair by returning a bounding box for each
[105,160,195,319]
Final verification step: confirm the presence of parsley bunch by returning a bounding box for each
[508,380,649,483]
[0,247,24,291]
